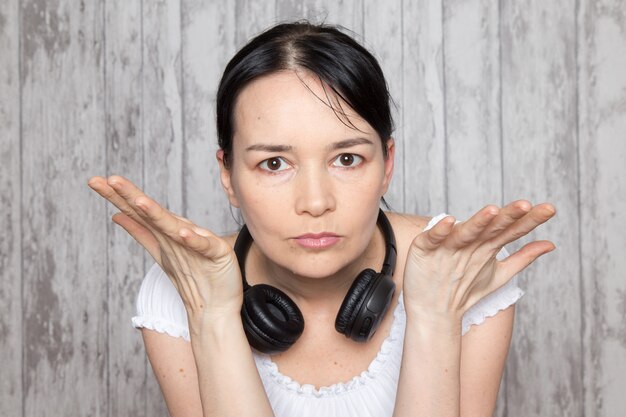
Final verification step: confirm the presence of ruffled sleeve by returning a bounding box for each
[131,263,191,341]
[423,213,525,335]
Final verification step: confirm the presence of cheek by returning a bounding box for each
[333,166,387,202]
[233,174,292,224]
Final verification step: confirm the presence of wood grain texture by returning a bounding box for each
[103,1,146,416]
[0,0,22,416]
[500,1,583,416]
[579,1,626,415]
[441,2,510,415]
[363,0,405,210]
[181,0,238,235]
[444,0,502,219]
[20,0,107,416]
[235,0,276,47]
[402,0,447,215]
[274,1,364,37]
[141,0,183,414]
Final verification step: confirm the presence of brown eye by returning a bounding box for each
[339,154,354,166]
[332,153,363,168]
[267,157,281,170]
[259,157,289,173]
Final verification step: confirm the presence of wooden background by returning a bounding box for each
[1,0,625,416]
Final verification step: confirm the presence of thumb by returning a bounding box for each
[494,240,555,286]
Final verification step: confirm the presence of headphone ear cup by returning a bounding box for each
[335,268,378,337]
[241,284,304,354]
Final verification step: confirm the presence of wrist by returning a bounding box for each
[404,304,463,338]
[187,305,244,343]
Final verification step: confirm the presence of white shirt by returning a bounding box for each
[131,213,524,417]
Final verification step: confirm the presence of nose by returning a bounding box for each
[294,166,336,217]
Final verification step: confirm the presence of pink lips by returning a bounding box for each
[294,233,340,249]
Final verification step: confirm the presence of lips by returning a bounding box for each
[294,232,341,249]
[295,232,339,239]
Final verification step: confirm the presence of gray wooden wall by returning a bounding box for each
[1,0,625,416]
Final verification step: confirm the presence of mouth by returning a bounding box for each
[293,232,341,249]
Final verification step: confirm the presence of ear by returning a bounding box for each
[216,149,240,208]
[381,138,395,195]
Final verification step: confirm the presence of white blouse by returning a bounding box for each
[131,213,524,417]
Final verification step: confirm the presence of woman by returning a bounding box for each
[88,21,555,417]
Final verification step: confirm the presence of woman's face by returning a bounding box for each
[218,70,394,279]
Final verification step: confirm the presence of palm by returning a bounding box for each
[88,175,243,318]
[402,201,556,317]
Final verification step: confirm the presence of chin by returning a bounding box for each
[287,263,345,280]
[281,245,358,279]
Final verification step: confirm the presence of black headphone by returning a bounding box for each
[235,209,397,354]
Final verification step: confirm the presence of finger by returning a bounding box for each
[478,200,532,241]
[172,213,193,224]
[413,215,456,251]
[106,175,148,206]
[179,227,230,260]
[191,226,214,238]
[134,195,197,242]
[106,175,193,242]
[447,205,500,249]
[494,240,556,286]
[487,203,556,249]
[88,176,151,229]
[112,213,162,263]
[106,175,178,237]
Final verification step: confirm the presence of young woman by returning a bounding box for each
[88,21,555,417]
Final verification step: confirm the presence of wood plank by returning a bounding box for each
[441,2,510,414]
[20,0,107,416]
[234,0,276,47]
[500,2,582,416]
[402,0,447,215]
[141,0,183,414]
[274,0,364,32]
[443,0,502,219]
[103,2,146,416]
[578,0,626,415]
[363,0,405,211]
[181,0,237,235]
[0,0,22,416]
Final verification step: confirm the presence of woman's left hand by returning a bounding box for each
[402,200,556,328]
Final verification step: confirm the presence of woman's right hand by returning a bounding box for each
[88,175,243,327]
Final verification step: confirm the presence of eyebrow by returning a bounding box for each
[245,137,374,152]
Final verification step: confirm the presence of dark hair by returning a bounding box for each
[216,21,395,168]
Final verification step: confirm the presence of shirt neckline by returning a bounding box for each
[253,292,406,398]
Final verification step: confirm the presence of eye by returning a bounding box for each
[332,153,363,168]
[259,157,290,173]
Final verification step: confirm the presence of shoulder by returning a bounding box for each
[383,210,433,244]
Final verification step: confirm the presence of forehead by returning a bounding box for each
[232,70,377,148]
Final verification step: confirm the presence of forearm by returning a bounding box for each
[393,309,462,417]
[189,311,274,417]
